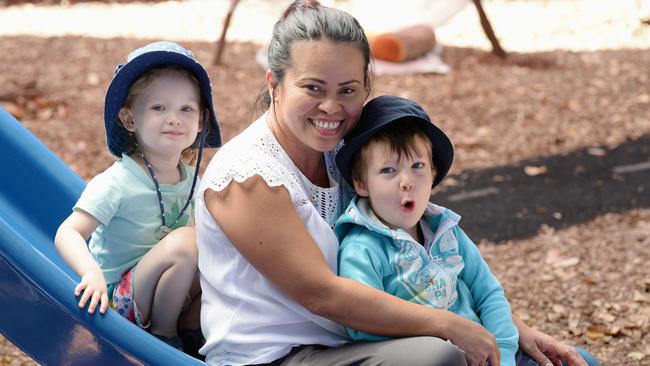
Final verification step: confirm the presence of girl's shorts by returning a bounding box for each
[107,267,150,329]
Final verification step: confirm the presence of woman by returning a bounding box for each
[195,1,596,365]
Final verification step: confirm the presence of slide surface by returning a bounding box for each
[0,108,205,365]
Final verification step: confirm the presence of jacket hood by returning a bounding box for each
[334,197,461,245]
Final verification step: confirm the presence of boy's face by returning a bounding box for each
[353,136,434,238]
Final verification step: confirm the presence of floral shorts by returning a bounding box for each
[108,268,149,329]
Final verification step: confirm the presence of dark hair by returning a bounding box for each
[259,0,373,109]
[351,120,435,187]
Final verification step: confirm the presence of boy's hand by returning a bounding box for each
[75,269,109,315]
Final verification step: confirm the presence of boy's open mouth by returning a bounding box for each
[401,199,414,211]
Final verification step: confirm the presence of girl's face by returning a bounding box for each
[354,136,435,240]
[267,39,367,154]
[122,72,201,161]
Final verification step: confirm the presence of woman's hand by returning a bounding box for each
[515,317,588,366]
[76,268,109,314]
[445,315,500,366]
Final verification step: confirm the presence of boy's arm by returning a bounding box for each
[456,227,519,366]
[338,237,391,341]
[54,209,107,314]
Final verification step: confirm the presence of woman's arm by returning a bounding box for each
[514,317,588,366]
[54,210,107,314]
[205,175,499,366]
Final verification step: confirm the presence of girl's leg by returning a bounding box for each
[262,336,467,366]
[132,226,198,338]
[177,271,201,332]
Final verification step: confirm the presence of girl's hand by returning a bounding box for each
[75,269,109,315]
[446,316,500,366]
[515,318,588,366]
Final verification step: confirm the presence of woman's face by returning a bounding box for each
[268,39,367,153]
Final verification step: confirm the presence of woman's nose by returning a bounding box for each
[318,98,342,114]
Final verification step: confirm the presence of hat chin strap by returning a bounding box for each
[176,113,206,225]
[134,114,206,235]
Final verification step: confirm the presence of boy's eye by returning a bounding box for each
[151,105,165,111]
[380,167,395,174]
[412,162,425,169]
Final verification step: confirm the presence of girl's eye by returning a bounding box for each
[181,106,195,112]
[151,105,165,111]
[380,167,395,174]
[412,162,425,169]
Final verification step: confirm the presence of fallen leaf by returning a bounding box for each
[587,147,606,156]
[586,325,611,339]
[633,291,650,304]
[552,304,566,314]
[551,256,580,268]
[627,352,646,361]
[594,311,616,323]
[524,165,548,176]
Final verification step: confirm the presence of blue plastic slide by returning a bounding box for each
[0,108,206,365]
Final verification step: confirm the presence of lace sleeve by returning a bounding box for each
[200,131,312,209]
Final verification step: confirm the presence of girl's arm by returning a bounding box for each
[54,210,107,314]
[205,175,500,366]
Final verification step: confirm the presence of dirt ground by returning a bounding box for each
[1,1,649,365]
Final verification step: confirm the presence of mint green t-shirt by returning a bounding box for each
[74,154,197,284]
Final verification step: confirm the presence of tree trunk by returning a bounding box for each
[213,0,241,65]
[472,0,507,58]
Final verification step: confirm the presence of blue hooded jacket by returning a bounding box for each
[335,197,518,366]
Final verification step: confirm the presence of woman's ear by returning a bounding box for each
[265,69,278,103]
[118,108,135,132]
[353,178,369,197]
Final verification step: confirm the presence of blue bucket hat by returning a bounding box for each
[336,95,454,189]
[104,41,222,157]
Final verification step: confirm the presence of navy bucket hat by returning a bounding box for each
[336,95,454,189]
[104,41,222,157]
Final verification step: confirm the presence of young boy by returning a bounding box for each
[335,95,519,366]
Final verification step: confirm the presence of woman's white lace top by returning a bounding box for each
[195,114,349,366]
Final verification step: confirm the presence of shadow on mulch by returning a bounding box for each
[435,134,650,243]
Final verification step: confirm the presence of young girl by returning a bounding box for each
[54,41,221,352]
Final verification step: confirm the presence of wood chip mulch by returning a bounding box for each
[1,25,649,366]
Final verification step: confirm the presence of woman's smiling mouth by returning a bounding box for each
[310,118,341,132]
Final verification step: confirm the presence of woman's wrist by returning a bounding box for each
[423,308,457,340]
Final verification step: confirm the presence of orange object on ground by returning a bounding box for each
[370,24,436,63]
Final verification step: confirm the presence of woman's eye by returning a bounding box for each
[380,167,395,174]
[340,87,355,95]
[306,85,322,93]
